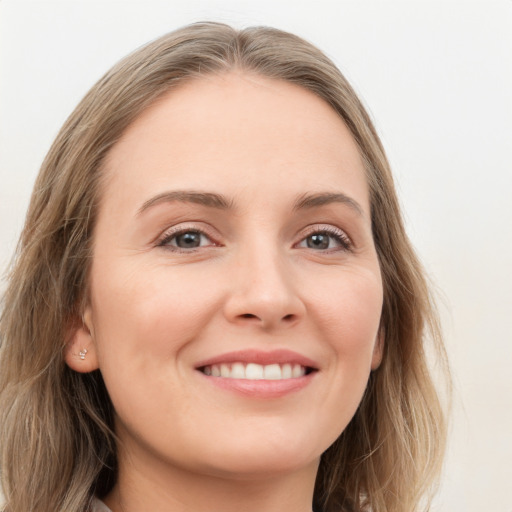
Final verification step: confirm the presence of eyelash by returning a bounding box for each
[156,224,352,253]
[297,225,353,252]
[157,225,219,252]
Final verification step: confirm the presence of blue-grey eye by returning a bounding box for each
[174,231,203,248]
[159,230,212,249]
[297,229,350,251]
[306,233,330,249]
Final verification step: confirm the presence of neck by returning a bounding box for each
[104,444,318,512]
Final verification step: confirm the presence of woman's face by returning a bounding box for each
[68,73,383,480]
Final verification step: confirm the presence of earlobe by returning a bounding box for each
[371,328,385,370]
[64,308,100,373]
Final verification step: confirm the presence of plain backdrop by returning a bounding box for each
[1,1,511,511]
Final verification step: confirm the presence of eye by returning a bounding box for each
[158,229,215,250]
[297,227,352,252]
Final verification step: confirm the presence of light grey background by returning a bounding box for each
[1,1,511,511]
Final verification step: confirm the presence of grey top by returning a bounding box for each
[90,497,113,512]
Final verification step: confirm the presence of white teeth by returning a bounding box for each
[292,364,304,378]
[220,363,230,378]
[246,363,264,380]
[282,363,292,379]
[202,362,309,380]
[231,362,245,379]
[263,364,282,380]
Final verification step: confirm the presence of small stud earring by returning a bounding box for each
[79,348,88,360]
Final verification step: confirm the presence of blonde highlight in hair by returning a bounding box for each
[0,22,449,512]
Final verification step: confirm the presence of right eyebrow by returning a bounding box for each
[137,190,234,216]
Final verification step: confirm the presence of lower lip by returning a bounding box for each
[197,371,316,398]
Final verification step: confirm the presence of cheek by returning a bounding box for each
[284,266,383,451]
[312,267,383,366]
[89,261,224,365]
[88,262,226,430]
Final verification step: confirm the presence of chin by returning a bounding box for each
[202,451,320,481]
[189,425,327,480]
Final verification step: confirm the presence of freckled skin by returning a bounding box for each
[67,73,383,512]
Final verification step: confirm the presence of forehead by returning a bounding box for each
[101,72,370,215]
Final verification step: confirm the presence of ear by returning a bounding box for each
[64,307,100,373]
[371,327,385,371]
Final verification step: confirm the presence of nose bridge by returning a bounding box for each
[224,232,304,328]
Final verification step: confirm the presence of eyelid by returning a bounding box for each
[156,222,221,249]
[295,224,353,251]
[154,222,352,252]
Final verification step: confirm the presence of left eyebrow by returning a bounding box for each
[293,192,365,217]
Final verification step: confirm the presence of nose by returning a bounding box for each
[223,247,306,330]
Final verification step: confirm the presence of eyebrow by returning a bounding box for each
[293,192,364,217]
[137,189,364,217]
[137,190,233,215]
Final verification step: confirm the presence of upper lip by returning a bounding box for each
[195,349,319,370]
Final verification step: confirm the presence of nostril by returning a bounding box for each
[234,311,300,327]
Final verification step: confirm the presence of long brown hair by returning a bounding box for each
[0,22,449,512]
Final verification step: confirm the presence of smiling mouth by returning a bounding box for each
[199,362,316,380]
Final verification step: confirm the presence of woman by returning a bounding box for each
[0,22,449,512]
